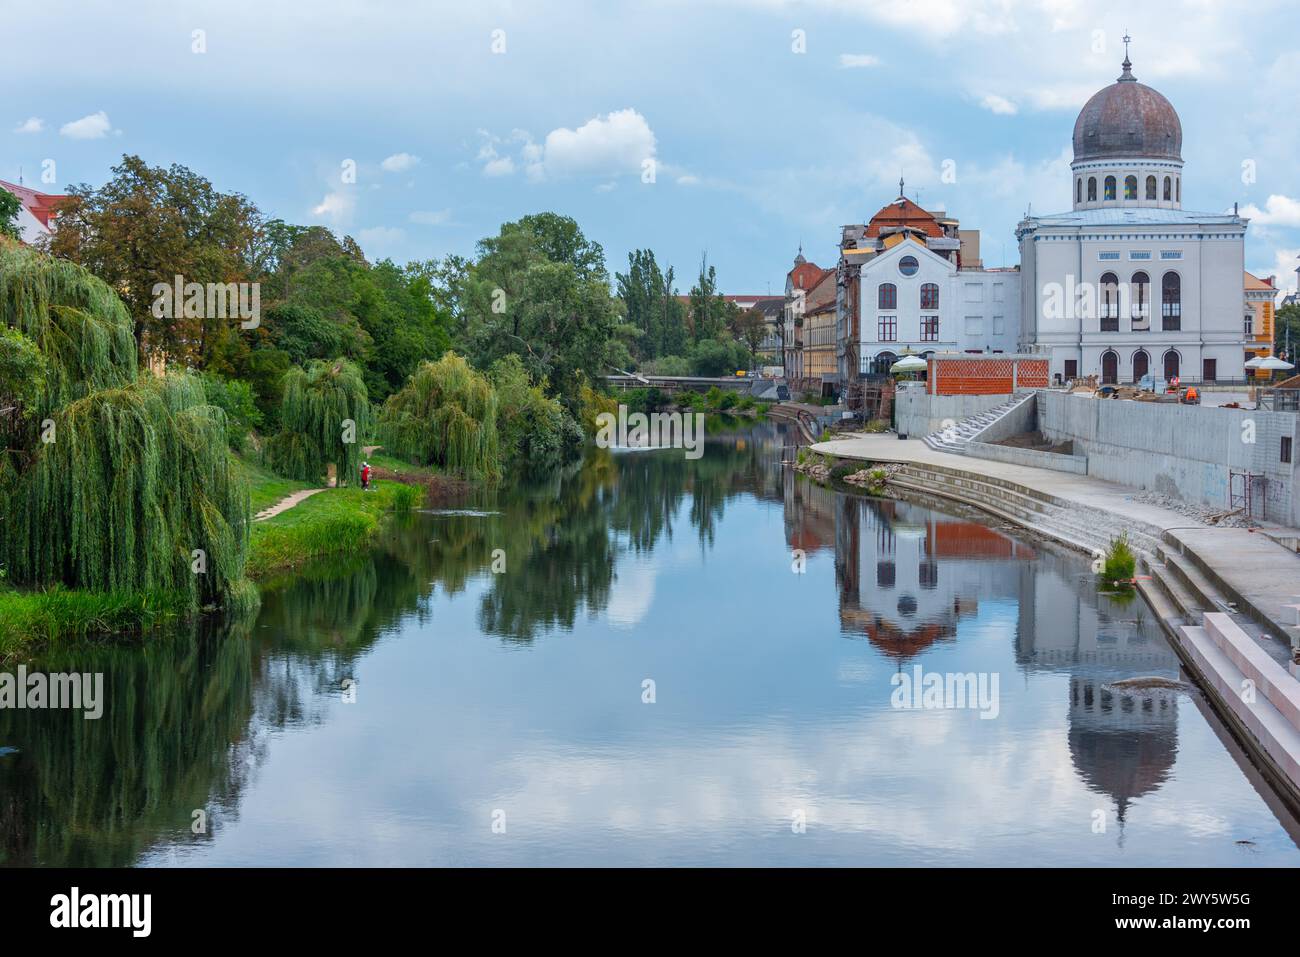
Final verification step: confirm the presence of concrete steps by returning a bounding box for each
[920,394,1032,455]
[889,460,1165,559]
[1179,614,1300,808]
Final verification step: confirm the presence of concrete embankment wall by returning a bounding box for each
[1038,391,1300,526]
[896,392,1007,438]
[966,438,1089,474]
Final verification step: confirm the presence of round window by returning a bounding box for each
[898,255,919,277]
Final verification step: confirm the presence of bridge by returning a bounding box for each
[603,374,768,394]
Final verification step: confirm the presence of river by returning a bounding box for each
[2,418,1298,866]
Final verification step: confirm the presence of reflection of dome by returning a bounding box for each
[840,607,955,660]
[1067,677,1178,822]
[897,595,917,618]
[1072,56,1182,162]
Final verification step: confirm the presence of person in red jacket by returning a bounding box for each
[360,461,372,491]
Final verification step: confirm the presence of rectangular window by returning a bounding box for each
[964,316,983,336]
[1129,250,1152,260]
[992,282,1004,302]
[1203,358,1217,382]
[992,316,1005,335]
[1244,314,1254,336]
[878,316,897,341]
[921,316,939,341]
[1283,436,1293,464]
[1101,316,1119,332]
[1098,251,1121,261]
[1064,359,1078,380]
[1160,250,1183,260]
[964,283,983,303]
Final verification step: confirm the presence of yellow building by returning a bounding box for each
[803,268,838,394]
[1244,271,1277,378]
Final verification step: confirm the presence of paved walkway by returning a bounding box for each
[254,488,325,522]
[812,432,1300,646]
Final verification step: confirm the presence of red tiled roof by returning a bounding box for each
[788,261,827,291]
[865,197,944,239]
[0,179,69,229]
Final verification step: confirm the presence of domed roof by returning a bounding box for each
[1072,56,1182,163]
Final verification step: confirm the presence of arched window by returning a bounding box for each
[1131,271,1149,325]
[920,283,939,310]
[1101,350,1119,384]
[1132,350,1149,383]
[1145,175,1157,200]
[1104,175,1116,200]
[1087,177,1097,201]
[1100,272,1119,330]
[878,283,897,310]
[1176,178,1180,203]
[1163,350,1180,381]
[1161,272,1181,330]
[1124,175,1137,200]
[1076,178,1082,204]
[1163,176,1172,201]
[872,351,897,375]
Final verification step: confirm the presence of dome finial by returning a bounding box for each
[1119,33,1135,81]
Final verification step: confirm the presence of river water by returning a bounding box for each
[2,418,1298,866]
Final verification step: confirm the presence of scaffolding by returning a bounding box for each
[1228,470,1266,520]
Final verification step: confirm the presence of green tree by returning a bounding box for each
[47,155,263,367]
[0,188,21,241]
[377,353,500,481]
[265,358,371,485]
[461,215,618,410]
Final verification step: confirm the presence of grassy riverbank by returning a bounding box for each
[247,481,421,579]
[0,460,422,654]
[0,586,191,658]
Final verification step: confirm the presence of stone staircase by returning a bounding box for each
[887,457,1286,664]
[888,459,1165,557]
[921,393,1032,455]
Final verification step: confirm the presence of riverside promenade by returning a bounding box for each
[812,430,1300,812]
[812,432,1300,645]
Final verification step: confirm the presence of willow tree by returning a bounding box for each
[377,352,500,481]
[265,358,370,485]
[0,243,252,610]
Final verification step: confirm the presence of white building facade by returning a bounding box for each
[857,239,1021,374]
[1017,52,1249,384]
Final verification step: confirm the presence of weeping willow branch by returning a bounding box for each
[0,243,252,612]
[377,352,501,481]
[265,358,371,485]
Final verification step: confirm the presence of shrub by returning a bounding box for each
[491,354,573,476]
[1100,534,1136,584]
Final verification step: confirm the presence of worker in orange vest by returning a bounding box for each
[1184,386,1198,405]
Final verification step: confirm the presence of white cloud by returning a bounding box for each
[311,190,354,221]
[380,152,420,172]
[476,109,657,182]
[482,155,515,177]
[979,94,1018,115]
[1240,195,1300,228]
[676,174,700,186]
[60,111,113,139]
[409,209,452,225]
[839,53,880,68]
[1249,247,1300,296]
[541,108,656,179]
[13,117,44,134]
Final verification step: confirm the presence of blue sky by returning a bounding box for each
[7,0,1300,295]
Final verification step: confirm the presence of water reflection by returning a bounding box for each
[1,419,1297,866]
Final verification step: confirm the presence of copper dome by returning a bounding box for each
[1072,58,1182,163]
